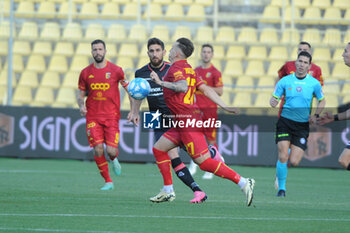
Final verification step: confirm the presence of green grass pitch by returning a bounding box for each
[0,158,349,233]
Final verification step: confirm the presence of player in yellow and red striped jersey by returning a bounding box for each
[77,39,130,191]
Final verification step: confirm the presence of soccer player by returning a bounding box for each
[318,42,350,171]
[188,44,225,179]
[131,37,208,203]
[270,51,326,197]
[77,39,128,191]
[149,38,255,206]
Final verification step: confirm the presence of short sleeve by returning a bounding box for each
[272,79,285,99]
[78,70,86,91]
[196,73,205,88]
[117,68,129,88]
[314,82,324,101]
[213,70,223,87]
[171,68,186,82]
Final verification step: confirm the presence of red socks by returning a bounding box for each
[199,158,241,184]
[94,155,112,183]
[153,147,173,186]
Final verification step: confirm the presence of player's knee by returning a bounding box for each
[94,144,104,156]
[338,157,347,169]
[290,159,300,167]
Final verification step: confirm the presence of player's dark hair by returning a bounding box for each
[91,39,106,49]
[202,44,213,52]
[176,37,194,58]
[147,37,165,50]
[299,41,311,49]
[298,51,312,63]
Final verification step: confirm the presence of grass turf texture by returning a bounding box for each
[0,158,349,233]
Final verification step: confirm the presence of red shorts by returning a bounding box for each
[201,110,218,142]
[85,118,120,148]
[163,128,209,159]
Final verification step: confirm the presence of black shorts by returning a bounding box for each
[346,142,350,150]
[275,116,309,151]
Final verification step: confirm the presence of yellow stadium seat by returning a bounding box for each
[79,2,99,19]
[312,48,331,63]
[211,45,225,60]
[322,28,341,46]
[323,83,341,95]
[281,28,300,45]
[34,87,55,106]
[54,42,74,56]
[120,96,131,110]
[111,0,131,3]
[58,2,77,19]
[153,0,172,4]
[143,3,163,20]
[343,30,350,44]
[62,22,83,41]
[232,92,252,107]
[48,55,68,74]
[343,94,350,104]
[122,2,138,19]
[41,71,61,89]
[119,43,139,58]
[165,4,184,21]
[316,61,329,79]
[267,60,284,77]
[15,1,35,18]
[247,46,267,60]
[32,41,52,56]
[237,27,257,43]
[172,25,192,41]
[40,22,60,41]
[26,54,46,73]
[260,5,280,24]
[235,76,254,92]
[332,48,344,63]
[139,44,149,58]
[85,23,105,40]
[12,86,32,105]
[245,60,265,77]
[0,40,8,56]
[195,0,213,6]
[13,41,31,56]
[325,94,339,108]
[107,24,127,42]
[75,42,91,56]
[294,0,310,9]
[18,71,38,88]
[128,24,147,42]
[210,59,222,71]
[101,2,120,19]
[259,27,279,44]
[1,0,10,17]
[226,45,245,60]
[270,0,289,7]
[70,55,90,72]
[0,21,16,39]
[187,4,205,22]
[174,0,193,5]
[301,7,321,25]
[332,62,350,80]
[18,21,38,40]
[56,87,76,106]
[137,56,150,69]
[37,1,56,19]
[268,46,288,61]
[195,26,214,44]
[333,0,350,10]
[150,25,170,43]
[4,54,24,73]
[302,28,321,46]
[322,7,342,25]
[216,26,235,44]
[0,86,8,104]
[131,0,148,4]
[254,93,272,107]
[285,6,301,23]
[0,70,16,87]
[116,57,134,70]
[341,84,350,95]
[312,0,331,9]
[105,43,118,59]
[223,60,243,77]
[62,71,80,89]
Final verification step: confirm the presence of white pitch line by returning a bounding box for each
[0,227,124,233]
[0,213,349,222]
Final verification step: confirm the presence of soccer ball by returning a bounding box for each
[128,78,151,100]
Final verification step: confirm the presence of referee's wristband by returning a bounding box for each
[314,114,319,118]
[334,114,339,121]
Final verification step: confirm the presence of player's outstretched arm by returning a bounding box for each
[150,71,187,93]
[270,96,279,108]
[319,108,350,125]
[198,84,239,114]
[76,90,87,116]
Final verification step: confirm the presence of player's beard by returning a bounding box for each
[150,57,163,68]
[93,55,105,63]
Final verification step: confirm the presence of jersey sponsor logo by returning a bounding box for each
[88,75,94,79]
[90,83,110,91]
[296,86,302,92]
[105,72,111,79]
[206,72,211,78]
[308,71,314,76]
